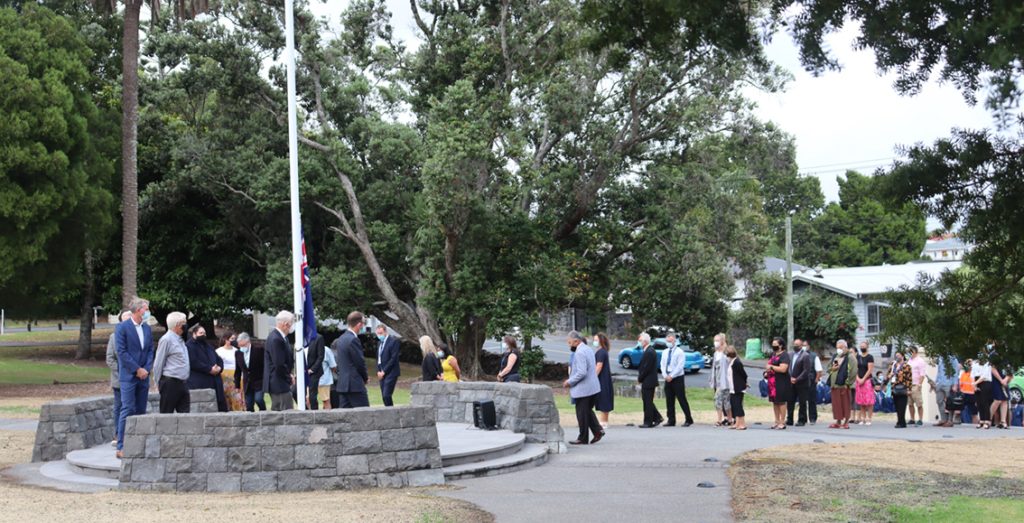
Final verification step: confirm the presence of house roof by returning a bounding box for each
[922,237,970,252]
[793,261,962,299]
[729,256,807,277]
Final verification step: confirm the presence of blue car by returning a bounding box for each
[617,339,703,373]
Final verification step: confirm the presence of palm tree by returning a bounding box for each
[95,0,213,306]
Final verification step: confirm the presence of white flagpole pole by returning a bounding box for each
[285,0,306,410]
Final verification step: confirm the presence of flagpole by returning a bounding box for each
[285,0,306,410]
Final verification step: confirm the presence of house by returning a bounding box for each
[921,234,971,261]
[729,257,807,311]
[791,260,962,349]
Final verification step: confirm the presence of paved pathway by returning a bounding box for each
[436,421,1021,523]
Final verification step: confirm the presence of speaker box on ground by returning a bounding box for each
[473,400,497,430]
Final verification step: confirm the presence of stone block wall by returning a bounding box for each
[410,381,566,454]
[119,406,444,492]
[33,388,218,462]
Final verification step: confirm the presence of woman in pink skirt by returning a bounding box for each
[853,341,876,425]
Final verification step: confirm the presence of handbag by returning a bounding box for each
[946,392,965,411]
[892,384,908,396]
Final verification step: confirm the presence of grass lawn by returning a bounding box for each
[0,346,109,385]
[889,496,1024,522]
[0,329,114,344]
[551,385,768,413]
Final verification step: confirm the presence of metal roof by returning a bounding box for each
[793,261,963,299]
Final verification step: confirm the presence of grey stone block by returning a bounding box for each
[336,455,369,475]
[145,435,161,458]
[309,467,338,477]
[177,417,204,435]
[207,472,242,493]
[294,445,327,469]
[119,459,132,482]
[259,412,284,426]
[66,432,85,451]
[203,414,235,427]
[375,472,406,488]
[413,427,439,449]
[307,425,329,444]
[274,425,311,445]
[132,416,157,435]
[241,472,278,492]
[278,470,312,492]
[342,474,378,489]
[177,472,209,492]
[159,436,187,458]
[394,449,433,471]
[213,427,246,446]
[192,447,227,473]
[261,446,293,471]
[227,447,261,472]
[406,468,445,487]
[341,431,381,455]
[185,434,214,447]
[367,452,397,473]
[130,459,165,482]
[233,414,261,427]
[245,427,275,446]
[163,458,192,477]
[311,476,345,490]
[380,428,416,452]
[122,435,146,458]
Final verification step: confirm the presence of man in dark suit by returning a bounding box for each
[788,339,812,426]
[306,333,326,410]
[333,311,369,408]
[375,324,401,407]
[264,311,296,411]
[115,297,155,458]
[636,333,663,428]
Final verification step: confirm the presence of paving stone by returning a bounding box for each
[406,468,445,487]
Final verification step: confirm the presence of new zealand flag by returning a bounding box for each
[301,234,317,348]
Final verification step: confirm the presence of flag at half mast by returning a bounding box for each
[301,234,317,348]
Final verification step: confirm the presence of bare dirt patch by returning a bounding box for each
[0,429,491,522]
[729,438,1024,522]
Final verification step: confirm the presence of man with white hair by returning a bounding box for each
[152,311,191,413]
[115,296,154,458]
[636,332,664,428]
[264,311,296,411]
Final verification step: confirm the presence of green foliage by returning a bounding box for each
[734,272,786,341]
[737,275,858,347]
[518,344,546,383]
[0,4,114,311]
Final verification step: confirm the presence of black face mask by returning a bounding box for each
[570,345,577,353]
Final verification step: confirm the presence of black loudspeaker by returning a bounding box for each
[473,400,497,430]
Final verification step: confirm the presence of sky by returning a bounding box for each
[311,1,996,204]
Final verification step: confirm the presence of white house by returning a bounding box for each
[792,260,962,349]
[921,235,971,261]
[729,257,807,311]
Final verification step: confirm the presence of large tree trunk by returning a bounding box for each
[120,0,143,306]
[453,316,487,380]
[75,250,96,360]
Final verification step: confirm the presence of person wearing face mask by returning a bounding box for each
[333,311,370,408]
[114,297,154,459]
[661,332,693,427]
[959,359,977,425]
[971,350,994,429]
[439,343,462,382]
[152,311,191,414]
[375,324,401,406]
[907,346,928,426]
[233,332,266,412]
[887,350,913,428]
[765,337,792,430]
[592,332,614,429]
[710,333,733,427]
[564,331,604,444]
[419,336,443,382]
[497,336,521,383]
[636,332,664,428]
[853,341,876,425]
[186,323,227,412]
[827,340,857,429]
[305,332,326,410]
[264,311,297,411]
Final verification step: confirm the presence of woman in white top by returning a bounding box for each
[216,334,245,411]
[970,354,993,429]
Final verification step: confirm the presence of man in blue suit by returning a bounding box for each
[115,296,154,457]
[375,324,401,407]
[333,311,369,408]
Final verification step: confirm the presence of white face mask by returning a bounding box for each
[714,341,722,349]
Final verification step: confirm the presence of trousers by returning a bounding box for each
[158,377,190,414]
[664,378,693,424]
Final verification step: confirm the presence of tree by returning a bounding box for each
[0,4,115,355]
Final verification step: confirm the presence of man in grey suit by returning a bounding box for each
[564,331,604,445]
[105,310,131,446]
[789,338,813,426]
[264,311,296,411]
[333,311,369,408]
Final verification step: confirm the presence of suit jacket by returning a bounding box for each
[790,350,812,385]
[731,357,748,392]
[234,345,265,393]
[186,338,224,390]
[263,329,294,395]
[105,333,120,388]
[421,352,443,381]
[307,334,326,379]
[377,336,401,380]
[115,318,154,382]
[637,345,659,389]
[332,330,368,393]
[567,343,601,398]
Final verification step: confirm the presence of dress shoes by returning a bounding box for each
[591,431,605,444]
[569,439,588,445]
[795,422,806,427]
[682,421,693,427]
[663,422,676,427]
[638,423,655,428]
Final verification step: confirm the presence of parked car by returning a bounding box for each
[617,339,703,373]
[1009,368,1024,404]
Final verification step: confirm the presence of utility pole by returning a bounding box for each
[785,215,794,349]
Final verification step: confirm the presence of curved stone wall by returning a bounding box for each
[32,389,217,462]
[410,381,566,454]
[119,406,444,492]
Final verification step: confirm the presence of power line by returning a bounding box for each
[797,156,897,170]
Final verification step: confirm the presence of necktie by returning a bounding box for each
[666,346,673,367]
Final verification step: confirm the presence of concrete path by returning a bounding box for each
[0,418,37,431]
[436,421,1022,523]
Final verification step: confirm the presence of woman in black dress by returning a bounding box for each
[497,335,521,383]
[765,337,792,430]
[592,332,614,428]
[419,336,443,382]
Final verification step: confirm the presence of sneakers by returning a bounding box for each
[916,420,923,426]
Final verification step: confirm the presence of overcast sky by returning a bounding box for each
[311,1,996,204]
